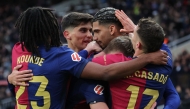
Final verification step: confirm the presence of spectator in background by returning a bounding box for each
[66,0,190,43]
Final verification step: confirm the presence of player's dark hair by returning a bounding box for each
[15,7,61,57]
[92,7,123,30]
[61,12,93,31]
[104,36,134,57]
[137,18,165,53]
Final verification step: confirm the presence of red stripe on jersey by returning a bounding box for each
[12,43,30,109]
[92,53,148,109]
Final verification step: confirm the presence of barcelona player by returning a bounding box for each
[92,16,178,108]
[61,7,180,109]
[91,7,180,109]
[8,7,167,109]
[60,12,107,109]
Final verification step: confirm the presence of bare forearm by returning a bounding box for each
[90,102,109,109]
[81,50,167,80]
[81,54,150,81]
[104,55,150,80]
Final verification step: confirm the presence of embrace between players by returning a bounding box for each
[8,6,180,109]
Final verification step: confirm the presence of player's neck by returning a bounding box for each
[133,49,144,57]
[68,43,81,53]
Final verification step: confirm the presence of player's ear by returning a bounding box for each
[137,42,143,49]
[109,25,116,35]
[63,30,71,40]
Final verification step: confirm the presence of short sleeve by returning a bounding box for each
[58,47,89,78]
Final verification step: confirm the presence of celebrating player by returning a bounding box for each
[115,9,180,109]
[8,7,167,109]
[92,17,177,108]
[61,12,107,109]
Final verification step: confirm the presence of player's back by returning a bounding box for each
[12,42,88,109]
[92,49,172,109]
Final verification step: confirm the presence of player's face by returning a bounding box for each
[70,22,93,51]
[93,21,114,49]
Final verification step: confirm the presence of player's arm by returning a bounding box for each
[80,79,109,109]
[8,50,167,85]
[163,79,181,109]
[90,102,109,109]
[78,50,89,58]
[81,50,168,80]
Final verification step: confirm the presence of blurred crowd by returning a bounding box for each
[66,0,190,43]
[171,50,190,108]
[0,0,190,108]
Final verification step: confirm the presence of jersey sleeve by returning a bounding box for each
[78,50,88,58]
[163,79,181,109]
[58,47,89,78]
[81,79,105,103]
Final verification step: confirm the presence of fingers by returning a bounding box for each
[160,50,168,64]
[19,69,33,75]
[15,82,29,86]
[116,10,134,26]
[160,50,168,55]
[120,29,133,33]
[13,64,22,70]
[115,10,126,22]
[10,68,33,86]
[160,53,168,65]
[115,10,136,33]
[150,102,157,109]
[115,11,123,22]
[120,10,129,20]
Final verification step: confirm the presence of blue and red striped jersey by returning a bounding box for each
[92,44,173,109]
[12,42,89,109]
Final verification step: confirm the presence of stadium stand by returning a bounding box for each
[0,0,190,108]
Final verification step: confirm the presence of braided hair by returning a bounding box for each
[15,7,62,57]
[92,7,123,29]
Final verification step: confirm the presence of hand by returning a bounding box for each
[147,50,168,65]
[84,41,102,53]
[8,65,33,86]
[115,10,136,33]
[150,102,157,109]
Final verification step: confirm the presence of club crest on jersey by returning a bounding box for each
[71,52,81,62]
[94,85,104,95]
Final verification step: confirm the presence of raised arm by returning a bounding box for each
[81,50,168,80]
[115,10,136,33]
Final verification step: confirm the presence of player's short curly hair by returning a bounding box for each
[92,7,123,29]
